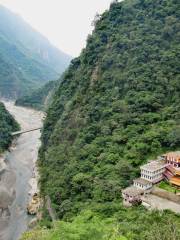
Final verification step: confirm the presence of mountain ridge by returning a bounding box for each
[0,5,71,98]
[40,0,180,215]
[21,0,180,239]
[0,4,72,72]
[15,80,57,110]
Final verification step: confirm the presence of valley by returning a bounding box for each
[0,0,179,239]
[0,101,44,240]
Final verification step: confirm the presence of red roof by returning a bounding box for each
[170,177,180,187]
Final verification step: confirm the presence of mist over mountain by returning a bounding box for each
[0,5,71,98]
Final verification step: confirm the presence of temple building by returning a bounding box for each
[162,152,180,168]
[140,160,167,184]
[163,152,180,188]
[133,178,152,190]
[122,152,180,206]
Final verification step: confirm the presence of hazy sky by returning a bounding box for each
[0,0,112,56]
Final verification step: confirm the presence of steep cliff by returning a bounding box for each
[40,0,179,216]
[22,0,180,239]
[15,80,57,110]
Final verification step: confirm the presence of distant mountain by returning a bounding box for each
[15,80,57,110]
[0,5,71,98]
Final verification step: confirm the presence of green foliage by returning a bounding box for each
[158,181,180,193]
[15,80,57,110]
[30,0,180,239]
[22,211,124,240]
[21,209,180,240]
[39,0,180,219]
[0,102,19,152]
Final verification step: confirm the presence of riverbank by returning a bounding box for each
[0,153,7,174]
[0,101,44,240]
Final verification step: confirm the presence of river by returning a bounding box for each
[0,101,44,240]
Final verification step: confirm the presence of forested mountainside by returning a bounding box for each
[0,102,19,152]
[23,0,180,239]
[0,5,71,98]
[15,80,57,110]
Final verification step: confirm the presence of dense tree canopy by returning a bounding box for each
[25,0,180,239]
[0,102,19,152]
[22,208,180,240]
[40,0,180,217]
[15,80,57,110]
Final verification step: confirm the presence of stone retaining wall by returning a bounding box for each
[152,187,180,204]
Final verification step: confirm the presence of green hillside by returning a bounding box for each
[21,210,180,240]
[0,5,71,98]
[23,0,180,239]
[0,102,19,152]
[15,80,57,110]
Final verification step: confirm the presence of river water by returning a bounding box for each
[0,101,44,240]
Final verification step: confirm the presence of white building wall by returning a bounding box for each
[141,167,165,183]
[134,182,152,190]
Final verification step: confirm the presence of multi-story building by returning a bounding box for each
[140,160,167,184]
[162,152,180,187]
[162,152,180,168]
[133,178,152,191]
[143,152,180,188]
[122,152,180,206]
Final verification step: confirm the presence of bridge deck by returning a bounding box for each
[12,127,42,136]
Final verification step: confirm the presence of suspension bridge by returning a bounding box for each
[11,127,42,136]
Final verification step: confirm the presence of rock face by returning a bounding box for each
[27,194,41,215]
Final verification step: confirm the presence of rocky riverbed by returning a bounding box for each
[0,101,44,240]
